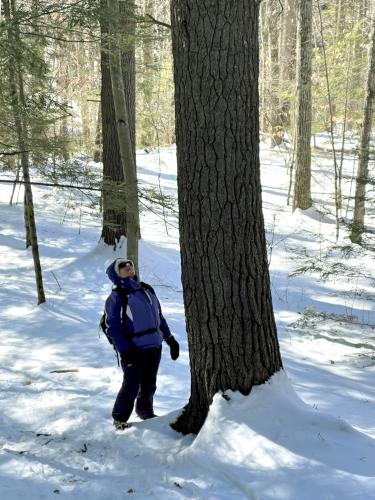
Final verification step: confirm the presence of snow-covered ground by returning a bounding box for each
[0,140,374,499]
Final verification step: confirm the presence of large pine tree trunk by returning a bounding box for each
[5,0,46,305]
[350,15,375,244]
[293,0,313,211]
[107,0,140,272]
[170,0,283,435]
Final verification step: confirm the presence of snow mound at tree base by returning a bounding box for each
[178,370,375,499]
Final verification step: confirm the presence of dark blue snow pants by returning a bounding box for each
[112,346,162,423]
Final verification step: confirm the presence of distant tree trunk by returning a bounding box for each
[80,97,91,152]
[263,0,283,145]
[59,61,70,162]
[278,0,297,129]
[23,190,32,247]
[93,102,102,163]
[293,0,313,211]
[350,15,375,244]
[5,0,46,305]
[107,0,140,273]
[316,0,341,237]
[9,163,21,206]
[170,0,283,435]
[140,0,155,148]
[119,0,136,154]
[335,0,347,35]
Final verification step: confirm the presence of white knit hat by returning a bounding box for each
[114,258,134,277]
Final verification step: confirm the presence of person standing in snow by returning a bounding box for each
[105,258,180,430]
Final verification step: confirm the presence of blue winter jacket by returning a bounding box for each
[104,261,172,354]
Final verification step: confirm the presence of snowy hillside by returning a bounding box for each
[0,142,374,499]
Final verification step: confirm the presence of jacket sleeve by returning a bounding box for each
[105,292,130,353]
[142,283,173,341]
[157,299,172,340]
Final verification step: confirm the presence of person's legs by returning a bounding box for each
[112,358,141,423]
[135,347,162,419]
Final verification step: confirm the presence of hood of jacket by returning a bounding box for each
[106,260,141,293]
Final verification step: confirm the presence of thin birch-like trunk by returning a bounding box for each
[316,0,340,238]
[5,0,46,305]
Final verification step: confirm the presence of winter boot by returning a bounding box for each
[113,419,132,430]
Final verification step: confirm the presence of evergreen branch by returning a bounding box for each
[0,0,88,26]
[21,21,99,37]
[17,29,100,43]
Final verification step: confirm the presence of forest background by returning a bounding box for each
[1,0,374,264]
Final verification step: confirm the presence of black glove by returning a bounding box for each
[165,336,179,361]
[120,350,137,366]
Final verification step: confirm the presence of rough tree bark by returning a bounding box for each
[350,15,375,244]
[5,0,46,305]
[293,0,313,211]
[100,0,136,246]
[107,0,140,272]
[170,0,283,435]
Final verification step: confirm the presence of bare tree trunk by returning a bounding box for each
[5,0,46,305]
[335,0,344,34]
[107,0,140,273]
[140,0,155,148]
[278,0,297,129]
[263,0,283,146]
[58,60,70,162]
[93,102,102,163]
[100,0,130,246]
[316,0,341,238]
[350,15,375,244]
[119,0,136,155]
[170,0,282,435]
[10,163,21,206]
[293,0,313,211]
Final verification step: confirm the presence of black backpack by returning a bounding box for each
[99,283,154,348]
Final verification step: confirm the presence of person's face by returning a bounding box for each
[119,261,135,279]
